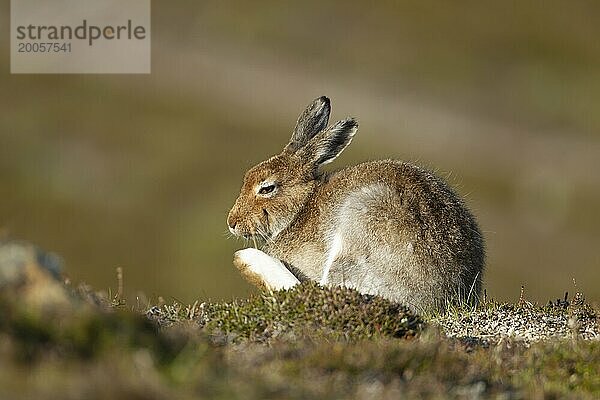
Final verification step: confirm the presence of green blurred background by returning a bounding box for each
[1,1,599,303]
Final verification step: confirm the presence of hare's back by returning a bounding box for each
[324,159,484,277]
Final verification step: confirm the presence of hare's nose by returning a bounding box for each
[227,217,237,230]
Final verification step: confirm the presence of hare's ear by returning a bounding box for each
[298,118,358,167]
[285,96,331,152]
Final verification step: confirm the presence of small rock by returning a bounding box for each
[0,240,72,309]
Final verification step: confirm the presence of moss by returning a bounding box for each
[150,282,423,342]
[0,280,598,399]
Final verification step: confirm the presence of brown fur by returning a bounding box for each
[228,97,485,312]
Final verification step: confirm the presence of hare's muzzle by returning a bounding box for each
[227,209,240,235]
[227,217,236,233]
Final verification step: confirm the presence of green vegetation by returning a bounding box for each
[152,282,422,342]
[0,278,597,399]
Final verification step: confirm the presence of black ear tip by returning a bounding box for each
[339,117,358,130]
[316,96,330,106]
[307,96,331,116]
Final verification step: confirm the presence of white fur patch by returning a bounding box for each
[236,248,300,290]
[320,232,342,285]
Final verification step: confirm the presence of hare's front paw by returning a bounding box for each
[233,248,300,291]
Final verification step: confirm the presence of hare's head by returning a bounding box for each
[227,96,358,241]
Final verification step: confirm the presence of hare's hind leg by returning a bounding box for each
[233,248,300,291]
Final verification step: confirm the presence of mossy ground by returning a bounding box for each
[0,282,598,399]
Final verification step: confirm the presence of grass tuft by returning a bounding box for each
[149,282,423,343]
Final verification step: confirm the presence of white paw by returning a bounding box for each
[234,248,300,290]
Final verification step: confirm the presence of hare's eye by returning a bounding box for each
[258,184,276,195]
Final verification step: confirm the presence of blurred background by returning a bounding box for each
[1,1,599,304]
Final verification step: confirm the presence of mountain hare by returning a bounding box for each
[227,96,485,312]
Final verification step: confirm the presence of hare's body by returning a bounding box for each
[265,160,483,311]
[228,97,485,313]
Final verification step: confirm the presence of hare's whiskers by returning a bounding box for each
[257,225,285,254]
